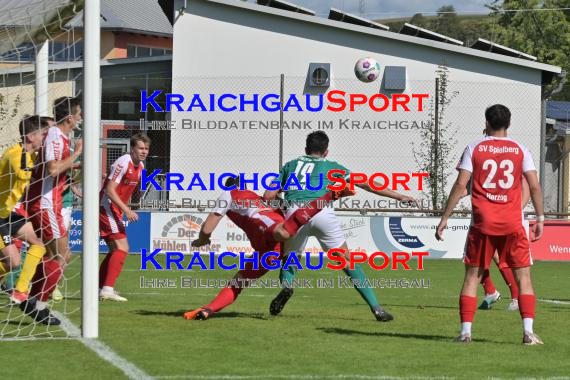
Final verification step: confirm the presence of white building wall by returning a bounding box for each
[168,0,542,207]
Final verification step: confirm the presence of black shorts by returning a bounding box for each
[0,211,27,249]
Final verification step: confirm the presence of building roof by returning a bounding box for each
[68,0,172,36]
[0,0,172,37]
[547,101,570,121]
[200,0,560,75]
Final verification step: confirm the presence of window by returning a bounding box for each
[0,40,82,62]
[126,45,172,58]
[137,47,151,57]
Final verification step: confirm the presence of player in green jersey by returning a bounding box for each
[264,131,416,322]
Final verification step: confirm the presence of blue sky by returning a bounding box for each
[250,0,492,19]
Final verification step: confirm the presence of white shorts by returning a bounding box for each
[62,207,72,231]
[283,207,345,255]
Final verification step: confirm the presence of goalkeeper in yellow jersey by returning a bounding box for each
[0,115,48,307]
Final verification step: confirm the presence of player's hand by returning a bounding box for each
[126,209,138,222]
[531,221,544,241]
[74,139,83,155]
[435,218,447,241]
[400,195,418,206]
[192,237,211,247]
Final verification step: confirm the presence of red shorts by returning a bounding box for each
[249,210,284,254]
[29,207,68,242]
[464,227,532,269]
[99,204,126,242]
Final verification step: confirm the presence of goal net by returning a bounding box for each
[0,0,86,340]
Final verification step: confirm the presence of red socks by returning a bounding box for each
[519,294,536,319]
[30,257,63,302]
[459,295,477,322]
[480,270,496,295]
[203,259,273,313]
[283,192,334,236]
[499,267,519,299]
[99,249,128,288]
[205,286,241,313]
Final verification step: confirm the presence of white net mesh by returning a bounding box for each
[0,0,84,339]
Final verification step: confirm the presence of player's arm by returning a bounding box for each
[354,181,416,203]
[9,153,32,181]
[192,213,224,247]
[263,188,281,200]
[264,166,286,200]
[104,180,138,222]
[521,176,530,206]
[523,170,544,241]
[46,139,82,178]
[435,169,471,241]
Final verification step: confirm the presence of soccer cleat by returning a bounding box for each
[507,299,519,312]
[99,289,128,302]
[19,298,38,318]
[372,305,394,322]
[9,290,28,305]
[183,307,212,320]
[332,186,356,200]
[34,308,61,326]
[523,331,544,345]
[52,286,64,302]
[454,334,472,343]
[478,291,501,310]
[269,287,294,316]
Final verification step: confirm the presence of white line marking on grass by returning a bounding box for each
[538,299,570,305]
[155,375,453,380]
[55,312,154,380]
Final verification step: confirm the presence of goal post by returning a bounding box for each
[82,0,100,339]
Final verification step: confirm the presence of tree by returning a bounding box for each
[434,5,458,36]
[487,0,570,99]
[412,64,459,212]
[410,13,428,28]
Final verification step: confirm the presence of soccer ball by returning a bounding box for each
[354,57,381,83]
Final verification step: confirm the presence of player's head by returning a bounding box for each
[305,131,329,157]
[41,116,56,127]
[224,174,244,190]
[54,96,82,132]
[19,115,49,150]
[485,104,511,132]
[130,133,151,164]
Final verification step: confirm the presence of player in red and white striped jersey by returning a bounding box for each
[436,104,545,345]
[98,133,150,302]
[22,97,83,326]
[183,175,354,320]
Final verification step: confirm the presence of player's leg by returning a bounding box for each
[99,205,129,301]
[185,244,280,320]
[99,237,129,302]
[269,220,309,316]
[11,221,45,303]
[502,228,542,345]
[52,207,73,302]
[0,244,21,300]
[457,229,494,342]
[313,210,393,321]
[457,265,484,342]
[478,252,501,310]
[273,189,355,241]
[497,261,519,311]
[24,209,67,325]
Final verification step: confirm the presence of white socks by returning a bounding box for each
[461,322,472,336]
[523,318,534,334]
[101,286,114,293]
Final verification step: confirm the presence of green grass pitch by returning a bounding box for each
[2,256,570,379]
